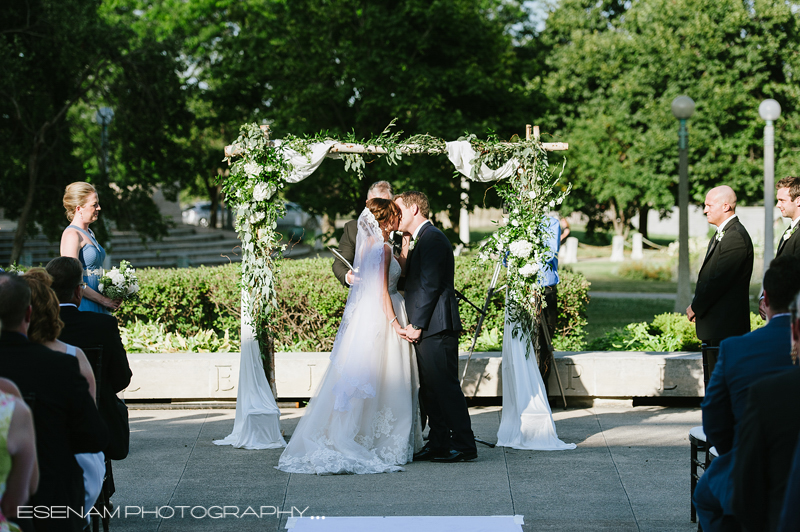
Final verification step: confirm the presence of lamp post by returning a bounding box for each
[672,96,695,313]
[95,107,114,177]
[759,99,781,272]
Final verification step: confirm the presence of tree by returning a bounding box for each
[538,0,800,237]
[0,0,194,263]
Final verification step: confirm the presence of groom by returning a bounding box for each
[395,191,477,462]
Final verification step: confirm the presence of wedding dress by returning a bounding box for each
[277,209,422,474]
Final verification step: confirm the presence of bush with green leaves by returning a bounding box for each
[587,312,766,352]
[116,258,591,353]
[618,261,672,282]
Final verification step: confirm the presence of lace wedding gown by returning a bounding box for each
[277,213,422,475]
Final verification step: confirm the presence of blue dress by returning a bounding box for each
[63,226,109,314]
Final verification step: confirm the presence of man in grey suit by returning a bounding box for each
[687,185,754,386]
[693,255,800,532]
[332,181,394,287]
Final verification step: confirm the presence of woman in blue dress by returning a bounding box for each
[60,182,121,314]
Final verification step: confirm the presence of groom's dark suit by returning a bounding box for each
[404,221,476,454]
[692,216,754,343]
[776,221,800,260]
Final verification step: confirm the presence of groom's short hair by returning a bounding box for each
[367,181,393,200]
[397,191,430,219]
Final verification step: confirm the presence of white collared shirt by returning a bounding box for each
[59,303,78,308]
[717,213,738,234]
[411,220,430,241]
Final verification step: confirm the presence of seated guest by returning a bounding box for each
[693,255,800,532]
[0,377,38,529]
[22,269,105,523]
[777,430,800,532]
[0,273,108,532]
[46,258,132,460]
[732,290,800,532]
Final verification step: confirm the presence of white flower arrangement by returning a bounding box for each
[98,260,139,302]
[244,161,262,178]
[509,240,533,259]
[518,263,538,278]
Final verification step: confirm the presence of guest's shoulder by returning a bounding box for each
[750,366,800,399]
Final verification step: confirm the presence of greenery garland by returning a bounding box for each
[221,122,569,359]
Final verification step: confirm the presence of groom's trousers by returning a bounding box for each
[415,330,476,453]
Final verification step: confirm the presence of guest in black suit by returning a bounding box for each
[332,181,394,287]
[693,255,800,532]
[687,185,754,386]
[0,273,108,532]
[759,176,800,318]
[776,430,800,532]
[395,191,476,463]
[46,257,132,461]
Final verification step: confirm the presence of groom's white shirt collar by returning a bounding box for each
[411,220,430,240]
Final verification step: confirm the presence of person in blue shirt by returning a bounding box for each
[536,215,561,395]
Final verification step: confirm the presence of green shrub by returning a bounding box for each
[120,320,239,353]
[117,258,591,352]
[618,261,672,282]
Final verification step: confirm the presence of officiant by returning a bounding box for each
[332,180,396,287]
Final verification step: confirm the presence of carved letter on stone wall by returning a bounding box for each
[215,365,235,392]
[565,362,582,390]
[307,364,317,391]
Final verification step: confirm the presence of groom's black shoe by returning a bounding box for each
[432,450,478,463]
[413,445,448,461]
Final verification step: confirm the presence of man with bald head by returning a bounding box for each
[687,185,754,388]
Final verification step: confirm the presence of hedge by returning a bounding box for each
[115,258,591,352]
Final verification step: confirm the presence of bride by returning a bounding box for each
[277,198,423,474]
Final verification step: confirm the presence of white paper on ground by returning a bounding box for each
[286,515,524,532]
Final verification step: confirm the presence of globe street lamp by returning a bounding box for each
[672,96,695,313]
[759,99,781,272]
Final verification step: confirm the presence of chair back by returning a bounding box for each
[82,346,104,403]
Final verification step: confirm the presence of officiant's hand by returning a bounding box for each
[404,325,422,343]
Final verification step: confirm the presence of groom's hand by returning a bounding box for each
[405,325,422,343]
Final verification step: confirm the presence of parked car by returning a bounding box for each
[182,201,320,234]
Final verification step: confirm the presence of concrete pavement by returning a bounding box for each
[109,403,700,531]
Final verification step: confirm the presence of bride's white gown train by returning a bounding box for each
[277,238,422,475]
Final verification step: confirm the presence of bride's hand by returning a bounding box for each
[394,324,407,338]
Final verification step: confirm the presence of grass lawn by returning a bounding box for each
[584,298,676,343]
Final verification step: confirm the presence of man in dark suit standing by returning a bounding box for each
[692,255,800,532]
[46,256,132,461]
[0,273,108,532]
[395,191,476,463]
[759,176,800,318]
[332,181,394,287]
[687,185,754,387]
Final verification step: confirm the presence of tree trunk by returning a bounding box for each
[638,204,649,240]
[10,140,43,265]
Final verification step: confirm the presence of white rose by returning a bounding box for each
[528,191,536,199]
[252,182,276,202]
[244,161,262,178]
[249,211,266,224]
[549,200,555,208]
[509,240,533,258]
[98,283,104,292]
[519,263,538,277]
[511,219,519,227]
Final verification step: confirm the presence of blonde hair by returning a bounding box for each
[21,268,64,344]
[63,182,97,222]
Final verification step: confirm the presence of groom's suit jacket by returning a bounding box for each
[698,315,793,516]
[776,221,800,261]
[404,222,462,338]
[692,216,753,342]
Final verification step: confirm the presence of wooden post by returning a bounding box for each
[526,124,532,141]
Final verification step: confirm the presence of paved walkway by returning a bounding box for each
[109,403,700,531]
[590,292,677,300]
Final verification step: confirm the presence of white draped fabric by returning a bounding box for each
[213,289,286,449]
[496,303,576,451]
[445,140,519,182]
[277,139,338,183]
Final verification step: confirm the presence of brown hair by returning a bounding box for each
[397,191,430,219]
[366,198,401,229]
[0,274,31,330]
[63,182,97,222]
[777,176,800,201]
[46,256,84,303]
[22,268,64,344]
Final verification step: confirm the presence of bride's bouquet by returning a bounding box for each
[98,260,140,301]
